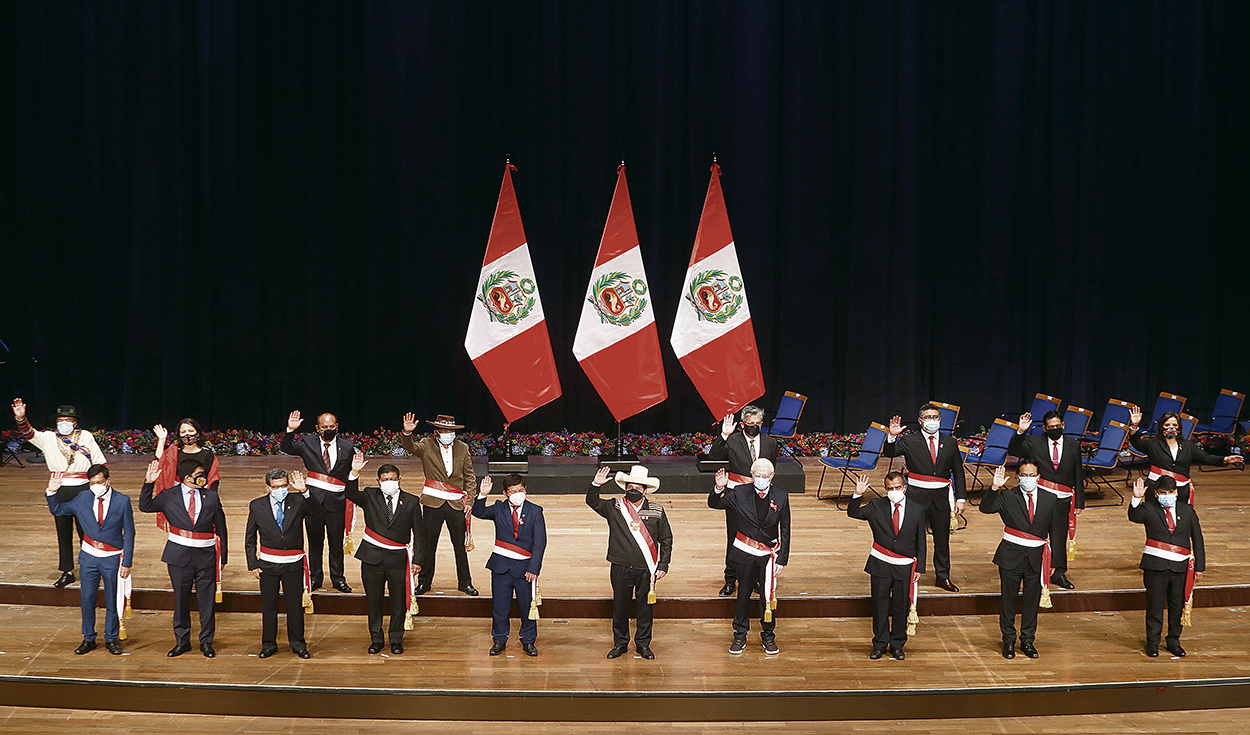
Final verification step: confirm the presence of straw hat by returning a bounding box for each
[614,464,660,492]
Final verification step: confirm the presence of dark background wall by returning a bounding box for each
[3,1,1247,437]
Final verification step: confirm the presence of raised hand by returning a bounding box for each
[592,466,611,487]
[46,471,65,492]
[145,460,160,484]
[1018,412,1032,433]
[1128,405,1142,427]
[715,468,728,490]
[480,476,493,495]
[1132,477,1146,499]
[888,415,905,437]
[721,413,736,437]
[991,465,1008,489]
[351,451,367,475]
[853,473,871,495]
[153,424,168,442]
[287,410,303,432]
[12,398,26,420]
[290,470,307,492]
[402,412,418,433]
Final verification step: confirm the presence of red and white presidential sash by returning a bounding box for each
[81,534,122,558]
[492,539,533,560]
[870,542,918,608]
[424,478,474,550]
[619,498,661,604]
[166,526,223,596]
[1148,466,1195,505]
[259,544,312,603]
[306,473,357,550]
[59,472,90,487]
[363,527,416,615]
[1039,478,1079,556]
[1144,539,1196,607]
[734,531,781,613]
[1002,527,1052,599]
[726,471,753,488]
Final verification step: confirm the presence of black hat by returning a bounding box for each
[51,405,82,423]
[177,458,206,478]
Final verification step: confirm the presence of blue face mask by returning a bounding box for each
[753,477,771,491]
[921,419,941,434]
[1018,476,1038,492]
[437,432,456,446]
[270,487,289,502]
[1157,494,1177,508]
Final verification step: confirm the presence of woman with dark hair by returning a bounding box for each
[150,418,222,530]
[1127,407,1243,505]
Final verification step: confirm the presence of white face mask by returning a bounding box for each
[887,489,905,504]
[921,418,941,435]
[1019,476,1039,492]
[56,421,75,435]
[753,477,771,491]
[380,480,401,496]
[508,490,526,507]
[89,483,109,498]
[269,486,289,502]
[437,432,456,446]
[1158,494,1177,509]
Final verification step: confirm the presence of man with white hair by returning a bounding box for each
[708,404,778,597]
[710,457,791,655]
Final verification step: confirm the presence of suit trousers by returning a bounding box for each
[79,552,120,642]
[168,560,217,645]
[869,573,909,652]
[418,503,472,588]
[731,560,776,637]
[1143,569,1187,647]
[998,562,1041,643]
[305,510,346,585]
[260,564,306,651]
[491,570,536,644]
[722,510,738,582]
[55,485,87,572]
[610,563,653,647]
[1049,494,1073,573]
[361,560,408,646]
[923,492,953,580]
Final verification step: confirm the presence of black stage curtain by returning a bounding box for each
[3,1,1247,437]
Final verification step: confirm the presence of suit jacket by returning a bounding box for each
[586,486,674,572]
[1128,499,1206,573]
[139,481,229,568]
[245,491,324,572]
[1128,432,1224,481]
[979,484,1057,572]
[48,489,135,567]
[883,431,968,501]
[847,494,926,579]
[472,497,546,577]
[708,484,791,566]
[280,431,356,511]
[400,433,477,510]
[708,430,779,478]
[345,478,424,568]
[1007,433,1086,509]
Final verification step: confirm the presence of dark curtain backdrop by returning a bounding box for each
[3,1,1247,437]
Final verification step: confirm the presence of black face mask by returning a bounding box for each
[1045,427,1063,441]
[178,434,200,447]
[320,429,338,442]
[625,489,645,503]
[742,424,761,437]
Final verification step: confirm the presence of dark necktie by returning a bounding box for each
[892,502,901,535]
[97,497,105,527]
[929,435,937,466]
[276,500,285,529]
[323,443,332,471]
[1027,491,1035,523]
[1166,507,1176,533]
[187,489,197,523]
[512,507,520,539]
[387,494,395,522]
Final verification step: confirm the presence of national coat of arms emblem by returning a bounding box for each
[685,269,744,323]
[588,271,648,327]
[477,270,537,325]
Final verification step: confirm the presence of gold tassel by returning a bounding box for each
[404,595,417,630]
[118,618,127,640]
[534,586,542,606]
[528,598,540,621]
[647,589,657,605]
[1039,585,1053,609]
[465,539,475,553]
[906,603,918,636]
[764,607,772,623]
[215,589,223,604]
[124,597,133,620]
[303,591,314,614]
[1067,538,1077,562]
[949,511,958,532]
[344,537,355,555]
[770,597,778,611]
[1181,598,1192,627]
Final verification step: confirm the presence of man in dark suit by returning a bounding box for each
[883,403,966,592]
[847,471,925,660]
[708,405,779,597]
[139,458,229,658]
[401,413,478,596]
[245,468,321,659]
[980,461,1058,659]
[281,410,355,592]
[346,455,424,655]
[1009,410,1085,589]
[709,459,791,656]
[473,473,547,657]
[46,464,134,655]
[1129,476,1205,658]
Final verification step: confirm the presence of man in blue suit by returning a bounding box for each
[46,464,135,655]
[472,473,546,657]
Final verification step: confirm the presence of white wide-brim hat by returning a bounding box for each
[614,464,660,492]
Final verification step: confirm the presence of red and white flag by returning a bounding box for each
[572,166,667,421]
[465,164,562,422]
[669,163,764,418]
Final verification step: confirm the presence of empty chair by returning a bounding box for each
[1195,389,1244,437]
[817,422,889,508]
[1180,413,1198,440]
[1082,420,1130,506]
[764,391,807,439]
[963,418,1019,496]
[1098,399,1135,434]
[1025,393,1062,435]
[1062,405,1093,441]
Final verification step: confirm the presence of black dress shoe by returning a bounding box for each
[459,584,479,596]
[391,643,404,655]
[414,583,430,596]
[607,645,628,659]
[333,580,352,593]
[890,648,905,661]
[936,578,960,592]
[295,649,311,659]
[309,578,324,591]
[259,647,279,658]
[1020,641,1038,658]
[54,572,76,588]
[106,640,123,655]
[1146,644,1159,658]
[1166,643,1186,657]
[1050,572,1076,590]
[522,642,538,657]
[200,643,216,658]
[368,643,383,655]
[168,643,192,657]
[718,581,736,597]
[74,640,96,655]
[869,649,885,660]
[489,641,506,656]
[637,646,655,660]
[1002,642,1015,659]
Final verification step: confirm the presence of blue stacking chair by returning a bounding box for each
[932,401,961,436]
[964,418,1019,498]
[1062,405,1093,441]
[1195,389,1244,437]
[764,391,807,439]
[1083,419,1130,506]
[817,422,889,508]
[1025,393,1063,435]
[1098,399,1134,435]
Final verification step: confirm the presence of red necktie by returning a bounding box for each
[97,497,105,526]
[928,436,938,466]
[512,507,520,539]
[892,503,901,535]
[323,443,332,471]
[1027,492,1035,523]
[1052,440,1060,470]
[187,488,197,523]
[1166,508,1176,533]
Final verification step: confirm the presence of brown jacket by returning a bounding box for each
[400,433,477,510]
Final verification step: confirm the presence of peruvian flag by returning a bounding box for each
[669,163,764,418]
[573,165,667,421]
[464,164,562,422]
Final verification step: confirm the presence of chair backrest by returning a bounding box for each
[929,401,960,435]
[1062,405,1093,439]
[1180,413,1198,440]
[1100,399,1134,432]
[1099,420,1130,453]
[1026,393,1063,435]
[765,391,807,439]
[860,422,889,457]
[985,418,1019,449]
[1207,389,1245,435]
[1144,392,1187,434]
